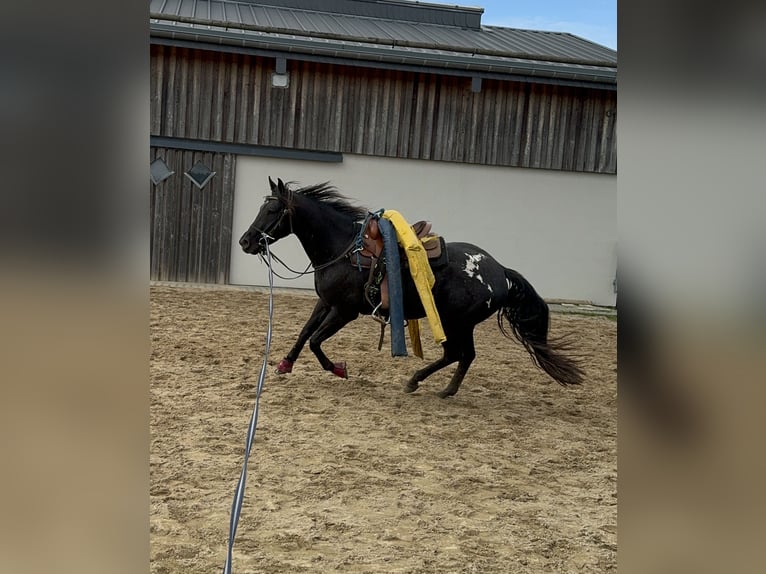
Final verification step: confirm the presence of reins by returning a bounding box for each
[259,251,312,280]
[221,197,370,571]
[222,237,275,574]
[258,221,364,280]
[222,215,361,569]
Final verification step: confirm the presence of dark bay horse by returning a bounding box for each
[239,178,583,397]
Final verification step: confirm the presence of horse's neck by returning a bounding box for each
[292,203,356,266]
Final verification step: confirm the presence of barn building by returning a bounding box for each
[150,0,617,305]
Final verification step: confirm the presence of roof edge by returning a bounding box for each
[150,25,617,87]
[150,13,616,68]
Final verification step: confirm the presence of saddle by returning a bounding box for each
[353,218,448,314]
[360,220,441,261]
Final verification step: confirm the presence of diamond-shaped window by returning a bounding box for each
[150,157,174,185]
[184,161,216,189]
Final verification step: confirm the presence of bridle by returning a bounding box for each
[252,195,364,278]
[252,196,293,240]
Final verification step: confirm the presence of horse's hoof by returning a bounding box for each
[275,358,293,374]
[404,382,419,393]
[437,389,456,399]
[331,362,348,379]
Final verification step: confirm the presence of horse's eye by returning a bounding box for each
[261,198,278,211]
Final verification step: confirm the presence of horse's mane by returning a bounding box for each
[288,181,369,220]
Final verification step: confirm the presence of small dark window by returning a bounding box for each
[184,161,216,189]
[150,157,174,185]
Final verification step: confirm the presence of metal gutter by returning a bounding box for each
[150,22,617,87]
[150,35,616,91]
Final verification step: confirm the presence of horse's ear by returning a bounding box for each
[277,178,286,195]
[268,176,278,195]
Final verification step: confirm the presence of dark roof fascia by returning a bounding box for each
[151,35,615,91]
[150,23,617,88]
[151,136,344,162]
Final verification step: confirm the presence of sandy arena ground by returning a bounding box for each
[150,284,616,573]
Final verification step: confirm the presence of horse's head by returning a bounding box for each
[239,177,294,254]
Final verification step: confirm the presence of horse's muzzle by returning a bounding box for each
[239,233,262,255]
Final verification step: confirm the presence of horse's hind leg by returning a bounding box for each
[437,332,476,399]
[308,306,358,378]
[404,339,461,393]
[276,299,330,374]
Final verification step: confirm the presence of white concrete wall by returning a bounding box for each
[230,154,616,305]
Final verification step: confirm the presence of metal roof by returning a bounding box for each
[150,0,617,86]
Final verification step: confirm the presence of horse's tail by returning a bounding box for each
[498,268,584,386]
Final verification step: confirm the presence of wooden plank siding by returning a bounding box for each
[150,147,236,283]
[150,45,617,174]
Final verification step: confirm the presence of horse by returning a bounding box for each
[239,177,584,397]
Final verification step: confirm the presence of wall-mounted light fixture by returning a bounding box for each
[271,57,289,88]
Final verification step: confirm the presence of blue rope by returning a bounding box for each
[222,240,274,574]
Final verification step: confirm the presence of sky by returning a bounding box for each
[474,0,617,50]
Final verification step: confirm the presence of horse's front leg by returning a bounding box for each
[276,299,331,374]
[308,306,358,378]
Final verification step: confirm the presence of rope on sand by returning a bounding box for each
[222,240,275,574]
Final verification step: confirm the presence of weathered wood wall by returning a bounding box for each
[150,147,236,283]
[150,45,616,174]
[150,43,616,283]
